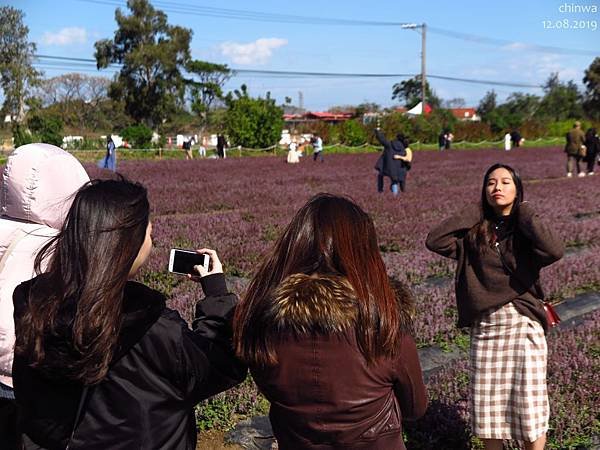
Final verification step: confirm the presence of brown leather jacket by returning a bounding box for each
[250,274,427,449]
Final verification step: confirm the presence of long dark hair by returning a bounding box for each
[15,178,150,385]
[234,193,401,367]
[468,163,524,251]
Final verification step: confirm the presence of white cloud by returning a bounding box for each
[41,27,87,46]
[219,38,287,65]
[501,42,530,51]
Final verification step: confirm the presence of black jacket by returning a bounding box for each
[374,130,407,182]
[584,131,600,162]
[12,273,246,450]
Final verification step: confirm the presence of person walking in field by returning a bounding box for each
[311,135,324,162]
[426,163,564,450]
[583,127,599,176]
[565,121,586,177]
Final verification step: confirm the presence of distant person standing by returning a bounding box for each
[438,129,447,151]
[183,138,194,160]
[445,131,454,150]
[583,128,599,176]
[504,131,512,151]
[565,121,586,178]
[99,136,117,171]
[374,128,411,195]
[287,139,300,164]
[510,130,523,148]
[217,134,228,159]
[312,135,324,162]
[198,136,207,158]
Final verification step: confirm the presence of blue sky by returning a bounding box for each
[7,0,600,110]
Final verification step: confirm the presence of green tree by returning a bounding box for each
[27,111,64,147]
[391,76,441,109]
[583,57,600,119]
[224,85,284,148]
[186,60,231,128]
[0,6,41,125]
[121,123,153,148]
[94,0,191,128]
[339,120,368,146]
[477,90,497,123]
[536,73,583,121]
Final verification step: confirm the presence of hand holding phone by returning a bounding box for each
[169,249,209,276]
[192,248,222,277]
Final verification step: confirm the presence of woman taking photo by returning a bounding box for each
[426,164,564,450]
[234,193,427,449]
[12,179,246,449]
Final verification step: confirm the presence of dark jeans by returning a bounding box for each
[377,174,405,194]
[0,397,19,450]
[586,154,597,173]
[313,151,324,162]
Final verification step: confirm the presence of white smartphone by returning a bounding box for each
[168,249,209,275]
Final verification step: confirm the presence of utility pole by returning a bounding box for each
[421,23,426,112]
[298,91,304,111]
[401,23,427,114]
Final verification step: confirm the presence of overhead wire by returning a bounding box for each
[75,0,598,55]
[33,55,544,88]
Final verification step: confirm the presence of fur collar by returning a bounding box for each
[266,273,359,335]
[264,273,415,335]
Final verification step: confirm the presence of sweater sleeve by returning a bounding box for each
[516,203,564,267]
[178,274,247,404]
[425,204,481,260]
[375,129,389,147]
[393,334,428,421]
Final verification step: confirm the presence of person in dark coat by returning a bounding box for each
[12,179,246,450]
[510,130,523,148]
[583,127,599,175]
[234,194,428,450]
[374,128,411,195]
[216,134,227,159]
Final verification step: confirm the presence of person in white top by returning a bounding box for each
[504,132,512,151]
[287,139,300,164]
[0,143,89,447]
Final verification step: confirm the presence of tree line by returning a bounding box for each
[1,0,599,149]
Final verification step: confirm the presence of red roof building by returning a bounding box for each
[449,108,480,121]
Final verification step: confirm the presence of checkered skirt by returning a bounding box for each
[470,302,549,441]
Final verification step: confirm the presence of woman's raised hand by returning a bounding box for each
[188,248,223,281]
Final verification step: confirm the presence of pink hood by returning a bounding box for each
[1,143,90,229]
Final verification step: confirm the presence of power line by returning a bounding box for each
[33,54,544,88]
[76,0,409,26]
[427,26,598,57]
[75,0,599,56]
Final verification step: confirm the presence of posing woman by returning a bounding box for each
[234,193,427,449]
[12,179,246,449]
[426,164,564,450]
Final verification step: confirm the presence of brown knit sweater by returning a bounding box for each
[425,202,564,330]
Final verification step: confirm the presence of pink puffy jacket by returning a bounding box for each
[0,143,89,387]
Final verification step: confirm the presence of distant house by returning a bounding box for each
[449,108,481,121]
[283,111,353,126]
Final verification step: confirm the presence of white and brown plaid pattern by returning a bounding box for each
[470,302,549,441]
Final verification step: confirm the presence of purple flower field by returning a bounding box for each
[87,146,600,347]
[83,147,600,446]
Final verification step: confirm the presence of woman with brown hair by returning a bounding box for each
[234,193,427,449]
[426,163,564,450]
[12,178,246,449]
